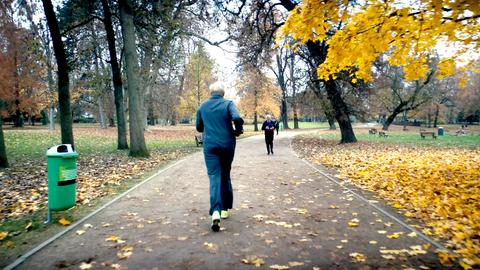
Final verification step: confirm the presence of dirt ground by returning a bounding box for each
[10,131,448,270]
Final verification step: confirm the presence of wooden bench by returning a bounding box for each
[195,134,203,147]
[378,131,388,137]
[420,131,437,139]
[369,128,377,134]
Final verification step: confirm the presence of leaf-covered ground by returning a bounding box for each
[0,126,199,222]
[293,134,480,269]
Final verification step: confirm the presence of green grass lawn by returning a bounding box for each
[4,129,196,161]
[313,130,480,148]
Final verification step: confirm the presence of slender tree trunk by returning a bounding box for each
[275,54,289,129]
[427,112,432,128]
[42,0,74,145]
[254,111,258,132]
[0,116,8,168]
[98,95,107,128]
[101,0,128,149]
[433,103,439,128]
[325,80,357,143]
[119,0,148,157]
[326,114,336,130]
[49,104,55,130]
[293,106,299,129]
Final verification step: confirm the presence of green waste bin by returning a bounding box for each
[438,127,444,136]
[45,144,78,223]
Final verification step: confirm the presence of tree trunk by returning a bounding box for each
[49,104,55,130]
[293,107,299,129]
[42,0,74,145]
[119,0,148,157]
[101,0,128,149]
[326,111,336,130]
[427,112,432,128]
[0,117,8,168]
[325,80,357,143]
[275,54,289,129]
[254,111,258,132]
[98,95,107,128]
[433,103,439,128]
[383,111,400,130]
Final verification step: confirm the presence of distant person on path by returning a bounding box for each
[272,117,280,135]
[196,82,244,232]
[262,115,276,155]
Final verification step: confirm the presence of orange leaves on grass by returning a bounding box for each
[294,137,480,267]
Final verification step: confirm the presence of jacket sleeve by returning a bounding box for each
[228,101,244,135]
[196,108,204,132]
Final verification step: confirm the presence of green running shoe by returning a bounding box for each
[221,210,229,219]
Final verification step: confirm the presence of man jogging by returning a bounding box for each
[196,82,244,232]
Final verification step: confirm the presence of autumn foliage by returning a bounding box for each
[280,0,479,82]
[294,136,480,269]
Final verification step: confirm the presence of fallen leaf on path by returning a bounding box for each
[288,261,304,267]
[117,246,133,259]
[349,252,366,262]
[76,230,86,236]
[381,255,395,260]
[203,242,218,252]
[83,224,93,228]
[59,217,71,226]
[242,256,265,267]
[348,218,360,227]
[387,232,401,239]
[105,235,125,243]
[269,264,289,270]
[79,262,93,269]
[177,236,188,241]
[408,232,417,237]
[369,240,377,244]
[377,230,387,234]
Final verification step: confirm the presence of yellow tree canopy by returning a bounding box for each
[177,43,216,119]
[280,0,479,82]
[236,67,281,118]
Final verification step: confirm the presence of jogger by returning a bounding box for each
[196,82,244,231]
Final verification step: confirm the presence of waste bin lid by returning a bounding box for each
[47,144,78,157]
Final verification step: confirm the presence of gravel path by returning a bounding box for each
[15,131,444,270]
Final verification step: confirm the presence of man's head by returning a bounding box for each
[209,81,226,97]
[266,114,272,120]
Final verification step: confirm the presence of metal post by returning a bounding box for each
[44,208,52,224]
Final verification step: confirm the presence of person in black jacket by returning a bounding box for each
[261,115,275,155]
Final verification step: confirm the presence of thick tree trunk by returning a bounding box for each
[383,111,400,130]
[119,0,148,157]
[101,0,128,149]
[42,0,74,145]
[0,117,8,168]
[325,80,356,143]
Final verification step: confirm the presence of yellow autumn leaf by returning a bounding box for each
[387,232,401,239]
[269,264,289,270]
[58,217,71,226]
[437,250,457,265]
[0,231,8,241]
[348,218,360,227]
[349,252,366,262]
[25,221,33,231]
[288,261,304,267]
